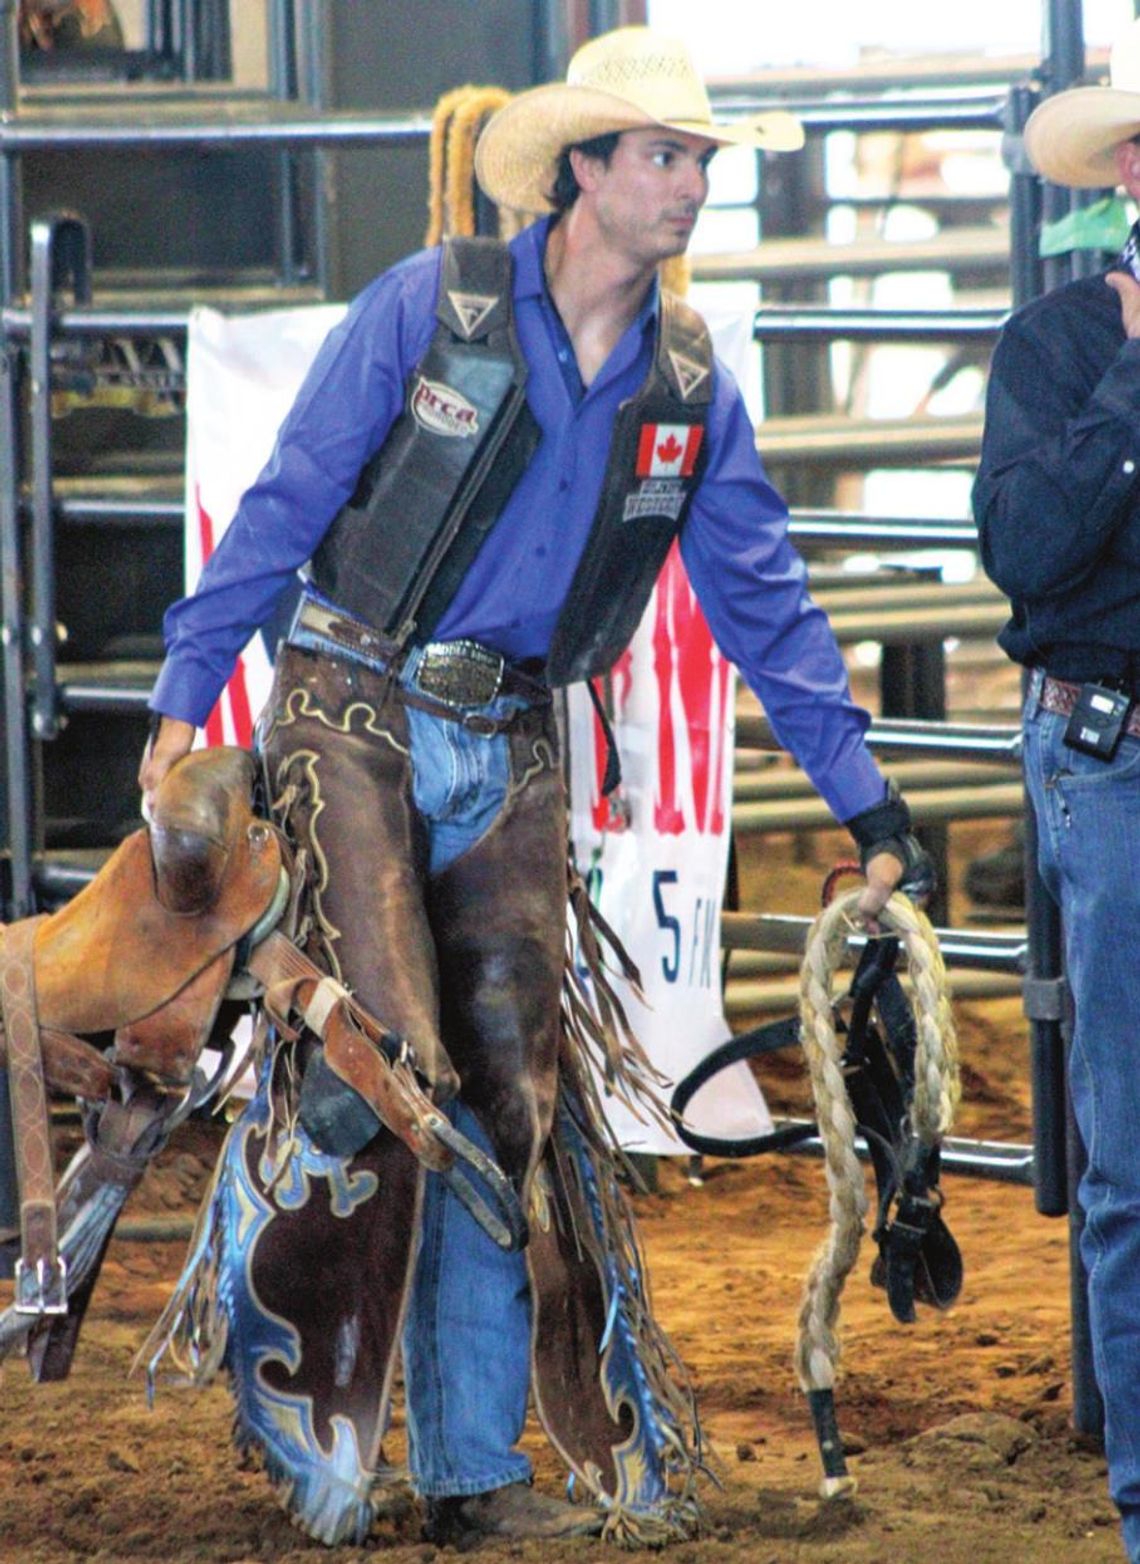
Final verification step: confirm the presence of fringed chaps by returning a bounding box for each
[148,643,700,1543]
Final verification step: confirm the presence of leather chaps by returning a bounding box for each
[243,646,566,1522]
[199,642,700,1542]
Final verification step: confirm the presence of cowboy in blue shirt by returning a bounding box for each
[140,26,928,1549]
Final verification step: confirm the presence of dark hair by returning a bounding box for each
[548,131,621,212]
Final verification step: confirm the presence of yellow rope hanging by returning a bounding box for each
[659,253,691,298]
[425,84,518,244]
[425,85,474,246]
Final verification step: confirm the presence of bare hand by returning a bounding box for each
[854,847,906,929]
[138,717,195,817]
[1106,270,1140,340]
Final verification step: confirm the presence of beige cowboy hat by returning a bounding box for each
[1025,17,1140,187]
[474,25,804,214]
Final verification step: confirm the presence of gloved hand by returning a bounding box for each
[844,780,936,921]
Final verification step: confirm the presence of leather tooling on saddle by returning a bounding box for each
[0,746,525,1380]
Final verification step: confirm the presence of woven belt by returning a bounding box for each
[1035,671,1140,739]
[294,598,400,664]
[295,599,547,709]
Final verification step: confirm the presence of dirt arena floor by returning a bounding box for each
[0,821,1125,1564]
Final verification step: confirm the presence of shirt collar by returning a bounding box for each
[512,214,662,334]
[1118,217,1140,281]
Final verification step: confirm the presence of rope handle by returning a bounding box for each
[793,888,959,1498]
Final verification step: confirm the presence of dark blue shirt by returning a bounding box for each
[153,216,884,820]
[975,267,1140,681]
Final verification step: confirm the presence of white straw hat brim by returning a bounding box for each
[474,81,804,214]
[1024,85,1140,187]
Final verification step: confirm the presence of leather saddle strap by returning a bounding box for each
[245,930,528,1248]
[246,930,449,1170]
[0,917,65,1313]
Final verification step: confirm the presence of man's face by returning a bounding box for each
[572,127,718,265]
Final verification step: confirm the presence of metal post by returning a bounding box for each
[268,0,301,288]
[0,0,30,921]
[0,0,22,300]
[880,636,950,927]
[28,213,92,744]
[1037,0,1101,1442]
[0,0,22,1234]
[294,0,333,297]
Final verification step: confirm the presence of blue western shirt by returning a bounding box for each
[153,216,884,821]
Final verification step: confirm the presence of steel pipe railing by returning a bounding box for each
[736,711,1021,764]
[757,413,984,466]
[58,670,158,714]
[690,226,1012,285]
[734,758,1017,803]
[788,510,980,549]
[708,51,1083,95]
[771,1119,1034,1186]
[0,104,433,153]
[732,781,1023,834]
[712,93,1007,134]
[722,911,1026,972]
[753,306,1007,342]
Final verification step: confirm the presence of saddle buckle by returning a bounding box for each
[14,1253,68,1316]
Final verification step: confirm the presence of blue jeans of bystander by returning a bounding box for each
[1023,697,1140,1563]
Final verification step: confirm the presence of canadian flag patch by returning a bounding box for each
[636,422,703,478]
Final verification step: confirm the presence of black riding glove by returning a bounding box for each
[844,779,936,904]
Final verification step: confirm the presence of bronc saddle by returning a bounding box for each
[0,745,522,1380]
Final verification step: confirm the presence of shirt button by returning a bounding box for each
[1125,459,1137,475]
[559,477,570,492]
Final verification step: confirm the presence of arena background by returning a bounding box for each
[1,2,1136,1559]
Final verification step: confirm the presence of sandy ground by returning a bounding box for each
[0,823,1124,1564]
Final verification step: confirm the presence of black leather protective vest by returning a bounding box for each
[309,237,714,685]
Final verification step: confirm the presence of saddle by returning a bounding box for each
[0,746,523,1377]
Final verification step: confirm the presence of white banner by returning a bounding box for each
[184,302,346,745]
[566,542,770,1154]
[185,298,769,1151]
[567,303,771,1154]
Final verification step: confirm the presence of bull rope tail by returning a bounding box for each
[793,889,959,1499]
[425,83,520,247]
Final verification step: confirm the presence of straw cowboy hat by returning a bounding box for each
[1025,17,1140,187]
[474,25,804,214]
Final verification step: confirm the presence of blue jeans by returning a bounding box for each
[400,687,534,1497]
[277,620,542,1497]
[1023,696,1140,1561]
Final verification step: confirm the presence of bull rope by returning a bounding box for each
[794,889,959,1497]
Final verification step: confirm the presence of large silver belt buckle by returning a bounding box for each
[417,640,504,707]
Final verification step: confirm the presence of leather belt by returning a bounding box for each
[1035,671,1140,739]
[295,599,548,710]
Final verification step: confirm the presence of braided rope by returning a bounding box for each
[793,890,960,1403]
[425,85,520,246]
